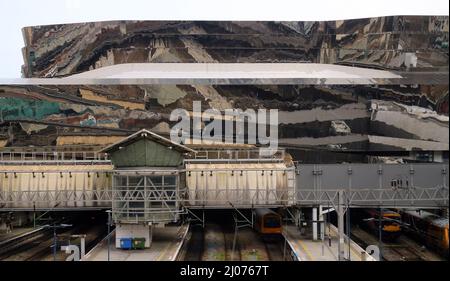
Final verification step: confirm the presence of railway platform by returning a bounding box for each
[0,227,36,242]
[283,225,375,261]
[82,223,189,261]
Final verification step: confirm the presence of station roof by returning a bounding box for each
[100,129,196,154]
[5,63,441,85]
[67,63,402,79]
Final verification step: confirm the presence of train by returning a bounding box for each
[254,208,282,235]
[362,209,402,241]
[400,209,449,258]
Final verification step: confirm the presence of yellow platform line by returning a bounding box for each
[284,228,314,261]
[296,239,314,261]
[348,242,364,261]
[156,241,173,261]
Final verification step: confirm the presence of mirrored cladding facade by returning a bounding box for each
[21,16,449,78]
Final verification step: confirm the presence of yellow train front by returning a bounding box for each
[363,209,402,241]
[254,208,282,235]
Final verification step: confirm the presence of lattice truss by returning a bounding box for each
[0,164,448,210]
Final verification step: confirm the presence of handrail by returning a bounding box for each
[0,151,110,163]
[185,149,285,163]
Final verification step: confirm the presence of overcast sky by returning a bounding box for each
[0,0,448,78]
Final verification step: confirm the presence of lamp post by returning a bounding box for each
[378,208,383,261]
[106,210,112,261]
[43,224,72,261]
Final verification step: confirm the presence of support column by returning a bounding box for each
[294,209,301,227]
[80,235,86,258]
[319,205,324,241]
[297,208,306,235]
[337,190,345,261]
[312,207,318,241]
[149,223,153,247]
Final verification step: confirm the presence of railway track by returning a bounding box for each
[182,225,204,261]
[264,237,286,261]
[22,238,56,261]
[383,245,423,261]
[0,227,52,260]
[39,222,107,261]
[0,213,107,261]
[182,222,288,261]
[0,216,74,260]
[351,225,443,261]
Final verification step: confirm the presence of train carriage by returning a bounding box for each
[254,208,282,235]
[401,210,449,258]
[363,209,402,241]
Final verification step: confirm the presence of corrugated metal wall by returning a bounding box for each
[186,163,295,207]
[0,165,113,208]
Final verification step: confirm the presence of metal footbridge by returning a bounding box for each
[0,150,448,211]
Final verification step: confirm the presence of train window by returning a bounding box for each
[264,216,281,228]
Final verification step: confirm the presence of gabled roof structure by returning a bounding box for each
[100,129,195,154]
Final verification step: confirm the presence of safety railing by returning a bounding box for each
[0,185,448,209]
[185,149,285,163]
[112,207,183,223]
[0,151,110,165]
